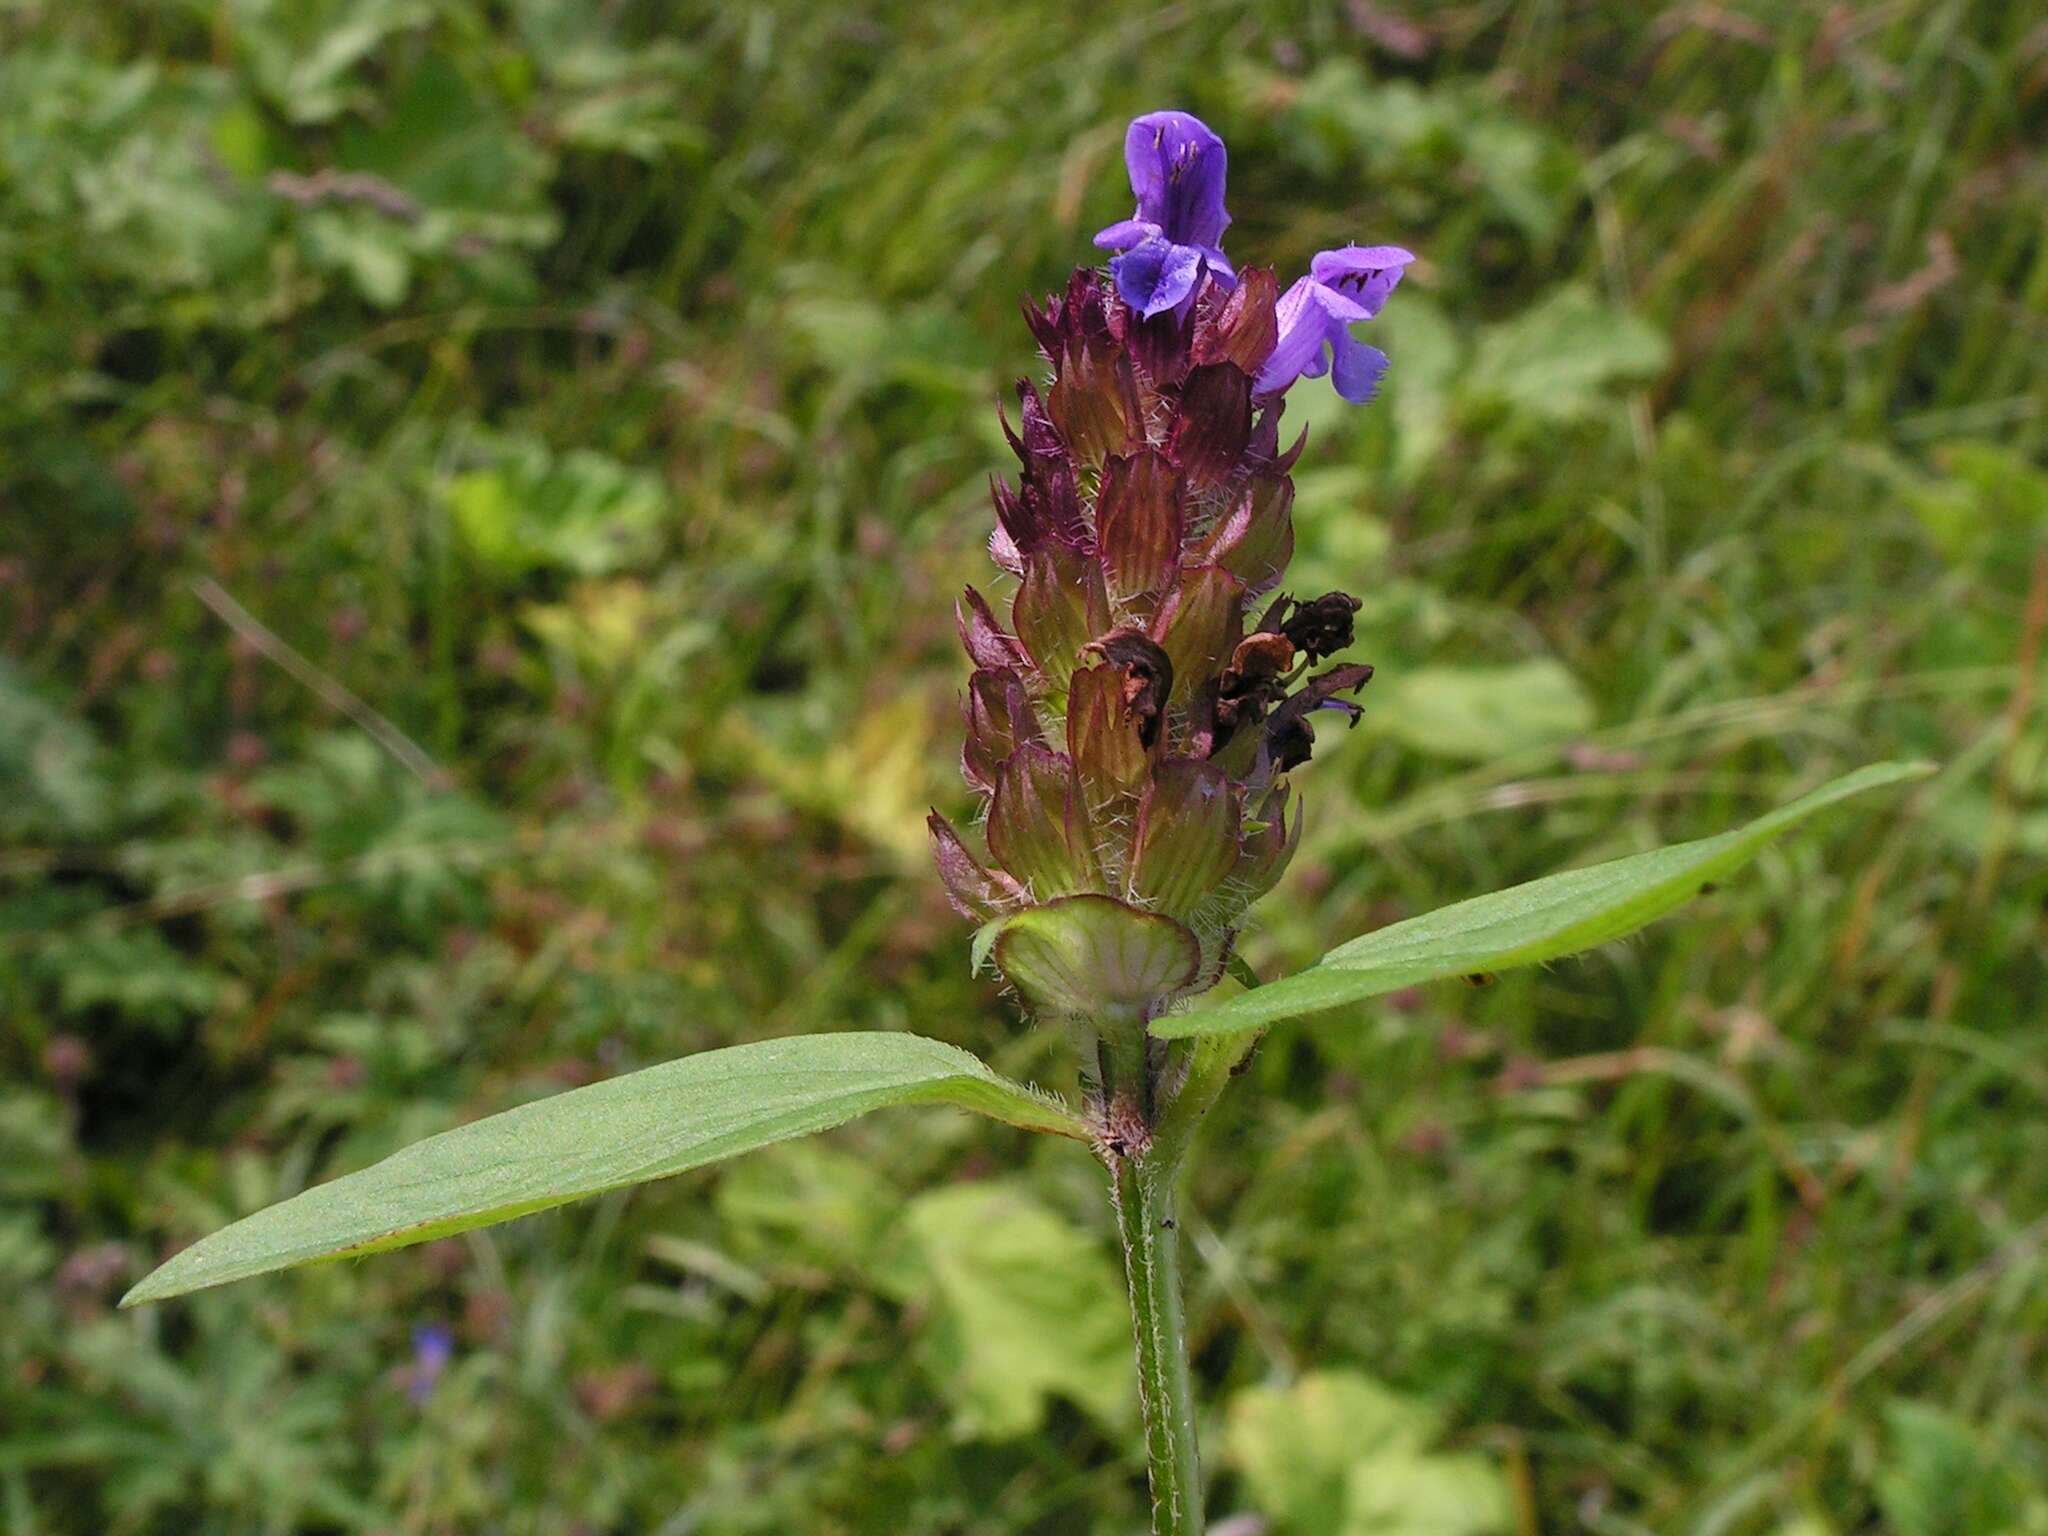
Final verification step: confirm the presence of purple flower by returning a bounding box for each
[1254,245,1415,403]
[406,1323,454,1404]
[1094,111,1236,318]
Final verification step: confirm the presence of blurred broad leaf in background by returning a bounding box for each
[0,1091,68,1202]
[1374,296,1462,486]
[247,734,505,929]
[881,1182,1135,1440]
[1224,1370,1512,1535]
[742,693,941,864]
[0,659,114,838]
[1277,63,1580,246]
[715,1139,899,1278]
[781,277,995,398]
[1466,287,1671,424]
[445,439,670,578]
[0,51,274,304]
[1905,441,2048,563]
[325,53,557,301]
[1876,1401,2045,1536]
[37,930,227,1035]
[230,0,433,124]
[1369,659,1595,761]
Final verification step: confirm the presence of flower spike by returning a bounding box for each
[933,110,1411,1043]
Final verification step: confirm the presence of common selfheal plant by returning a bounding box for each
[122,112,1927,1536]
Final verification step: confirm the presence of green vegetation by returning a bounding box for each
[3,2,2043,1532]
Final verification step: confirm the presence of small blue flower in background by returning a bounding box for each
[406,1323,454,1404]
[1094,111,1236,317]
[1256,245,1415,403]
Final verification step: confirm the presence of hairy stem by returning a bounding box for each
[1112,1142,1202,1536]
[1106,1026,1256,1533]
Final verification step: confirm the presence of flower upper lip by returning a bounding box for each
[1094,111,1237,319]
[1095,111,1232,251]
[1309,245,1413,312]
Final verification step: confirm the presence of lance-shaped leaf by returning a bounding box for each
[1153,762,1932,1039]
[122,1033,1086,1306]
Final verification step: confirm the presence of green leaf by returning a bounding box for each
[1228,1373,1434,1533]
[444,438,668,578]
[300,209,411,307]
[1468,286,1669,423]
[1376,295,1461,487]
[1287,467,1394,595]
[122,1033,1083,1306]
[43,929,227,1033]
[886,1182,1133,1440]
[1370,659,1595,762]
[0,1090,69,1202]
[1876,1400,2038,1536]
[1345,1456,1516,1536]
[1154,762,1931,1040]
[715,1140,896,1276]
[233,0,432,124]
[1225,1371,1512,1536]
[0,657,113,838]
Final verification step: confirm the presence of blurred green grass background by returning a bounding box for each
[3,1,2045,1532]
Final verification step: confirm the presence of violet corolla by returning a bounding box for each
[1255,244,1415,403]
[1093,111,1236,317]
